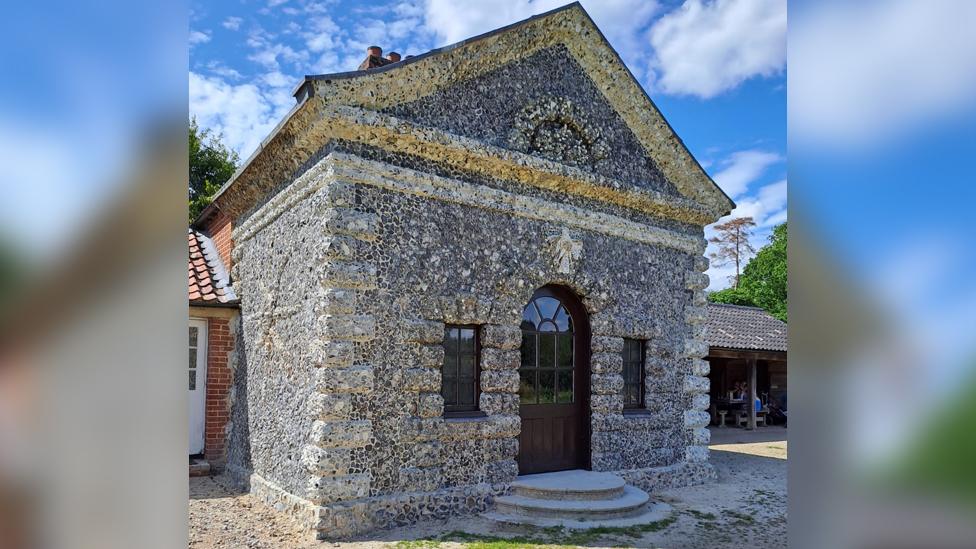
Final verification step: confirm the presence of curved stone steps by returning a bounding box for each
[485,470,672,528]
[495,485,649,520]
[483,501,673,529]
[511,470,625,500]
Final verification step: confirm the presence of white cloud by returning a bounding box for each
[302,1,331,14]
[869,234,976,389]
[189,30,211,46]
[261,70,292,89]
[248,42,306,70]
[725,179,787,227]
[649,0,785,98]
[222,17,243,31]
[204,61,242,80]
[268,0,290,7]
[791,0,976,148]
[422,0,558,44]
[710,149,780,198]
[0,122,97,260]
[305,16,341,52]
[422,0,659,73]
[189,71,291,159]
[393,1,424,18]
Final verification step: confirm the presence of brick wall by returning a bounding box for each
[205,316,234,465]
[206,209,234,272]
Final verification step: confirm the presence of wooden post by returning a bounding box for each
[748,358,757,430]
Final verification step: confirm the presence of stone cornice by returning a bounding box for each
[234,151,705,257]
[312,106,712,225]
[214,4,733,225]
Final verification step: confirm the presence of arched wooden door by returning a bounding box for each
[517,286,591,474]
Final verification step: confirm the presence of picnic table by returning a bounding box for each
[712,398,760,427]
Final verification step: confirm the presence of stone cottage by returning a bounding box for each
[210,2,733,539]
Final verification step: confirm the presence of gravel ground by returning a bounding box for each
[189,428,787,548]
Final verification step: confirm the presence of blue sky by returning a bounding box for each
[0,2,183,262]
[188,0,788,292]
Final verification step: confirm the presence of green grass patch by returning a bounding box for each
[395,540,444,549]
[684,509,717,521]
[432,516,679,548]
[722,510,756,526]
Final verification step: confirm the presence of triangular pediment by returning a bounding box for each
[216,2,733,222]
[302,2,733,218]
[381,44,680,199]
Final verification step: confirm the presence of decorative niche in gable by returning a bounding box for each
[509,96,609,168]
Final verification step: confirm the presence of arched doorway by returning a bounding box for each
[517,285,591,474]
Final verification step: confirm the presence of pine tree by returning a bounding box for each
[708,217,756,288]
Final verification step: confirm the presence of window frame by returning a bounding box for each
[441,324,484,418]
[622,338,647,411]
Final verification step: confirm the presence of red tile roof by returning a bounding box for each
[189,229,238,306]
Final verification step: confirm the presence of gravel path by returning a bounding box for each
[190,430,787,548]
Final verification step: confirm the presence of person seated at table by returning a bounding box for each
[732,382,747,400]
[768,395,787,425]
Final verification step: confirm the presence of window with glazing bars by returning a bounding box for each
[622,338,646,409]
[441,325,480,414]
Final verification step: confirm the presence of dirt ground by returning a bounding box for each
[189,427,787,549]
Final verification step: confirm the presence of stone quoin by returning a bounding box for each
[210,3,733,540]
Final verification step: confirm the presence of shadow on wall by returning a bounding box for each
[228,323,252,477]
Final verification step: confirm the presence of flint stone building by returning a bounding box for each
[213,3,734,539]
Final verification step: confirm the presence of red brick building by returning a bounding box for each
[188,204,238,474]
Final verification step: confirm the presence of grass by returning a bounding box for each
[683,509,716,521]
[395,541,444,549]
[394,516,679,549]
[722,509,756,526]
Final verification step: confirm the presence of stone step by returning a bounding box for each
[494,485,650,520]
[483,501,673,529]
[511,470,627,500]
[189,458,210,477]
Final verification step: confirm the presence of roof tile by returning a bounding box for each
[188,229,238,306]
[706,303,787,352]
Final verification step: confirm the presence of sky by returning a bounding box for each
[791,0,976,382]
[0,2,184,263]
[187,0,788,293]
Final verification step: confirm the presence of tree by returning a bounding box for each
[709,222,787,322]
[708,217,756,288]
[739,222,787,322]
[189,118,239,222]
[708,286,755,307]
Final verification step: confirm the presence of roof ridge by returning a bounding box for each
[707,302,768,311]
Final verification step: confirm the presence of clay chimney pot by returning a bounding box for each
[386,51,401,62]
[367,46,382,57]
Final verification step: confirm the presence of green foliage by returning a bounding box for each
[739,223,787,322]
[189,118,239,223]
[708,286,756,307]
[885,370,976,506]
[708,222,787,322]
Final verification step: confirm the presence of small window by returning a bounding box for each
[622,339,646,409]
[442,325,480,414]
